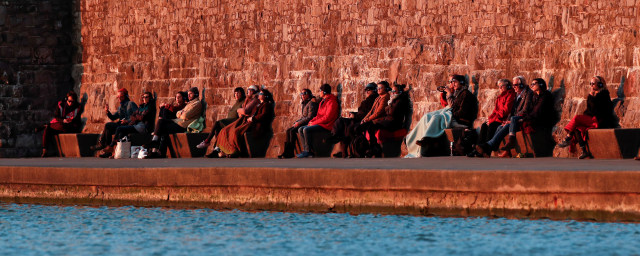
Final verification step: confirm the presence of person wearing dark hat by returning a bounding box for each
[296,83,340,158]
[146,87,203,157]
[277,88,318,159]
[91,88,138,152]
[324,82,379,157]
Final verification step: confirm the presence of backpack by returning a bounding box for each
[348,134,369,158]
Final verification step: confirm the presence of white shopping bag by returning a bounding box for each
[130,146,143,158]
[114,136,131,159]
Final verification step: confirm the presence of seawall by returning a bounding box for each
[2,158,640,222]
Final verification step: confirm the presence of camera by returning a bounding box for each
[437,86,447,92]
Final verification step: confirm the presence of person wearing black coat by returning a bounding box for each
[558,76,618,159]
[360,83,411,157]
[278,89,319,159]
[328,82,379,142]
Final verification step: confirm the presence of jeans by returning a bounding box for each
[298,125,327,152]
[486,124,510,150]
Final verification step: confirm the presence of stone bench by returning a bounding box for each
[55,133,101,157]
[444,128,555,157]
[167,133,209,158]
[295,129,334,157]
[56,133,152,157]
[587,128,640,159]
[243,130,273,158]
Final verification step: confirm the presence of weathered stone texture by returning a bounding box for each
[77,0,640,157]
[0,0,79,157]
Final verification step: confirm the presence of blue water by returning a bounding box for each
[0,204,639,255]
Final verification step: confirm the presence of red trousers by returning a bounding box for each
[564,115,597,133]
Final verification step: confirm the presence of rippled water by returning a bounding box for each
[1,204,639,255]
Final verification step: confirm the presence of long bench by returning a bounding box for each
[444,128,555,157]
[587,128,640,159]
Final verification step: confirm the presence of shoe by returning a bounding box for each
[475,144,491,158]
[98,151,112,158]
[578,152,593,159]
[40,148,48,158]
[278,142,295,159]
[466,150,480,158]
[578,146,593,159]
[557,136,572,148]
[332,152,343,158]
[635,156,640,161]
[296,151,314,158]
[196,140,210,149]
[500,135,517,151]
[498,150,512,158]
[206,150,220,158]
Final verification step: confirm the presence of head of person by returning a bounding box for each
[234,87,246,101]
[247,85,258,98]
[591,76,606,91]
[258,88,273,103]
[364,82,377,96]
[530,78,547,93]
[497,79,512,93]
[117,88,129,103]
[449,75,466,91]
[141,91,152,104]
[319,83,331,96]
[66,91,78,106]
[176,91,187,105]
[300,89,313,101]
[188,87,199,101]
[377,81,390,95]
[512,76,527,93]
[392,83,406,95]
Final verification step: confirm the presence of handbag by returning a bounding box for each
[114,136,132,159]
[130,146,143,158]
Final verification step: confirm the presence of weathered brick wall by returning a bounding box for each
[0,0,80,157]
[76,0,639,157]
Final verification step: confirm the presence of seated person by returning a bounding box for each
[404,75,478,158]
[215,88,275,158]
[557,76,618,159]
[360,83,411,158]
[158,91,187,119]
[296,83,340,158]
[327,82,378,145]
[353,82,391,157]
[40,91,83,157]
[92,88,138,151]
[147,87,203,157]
[278,89,318,159]
[477,78,555,157]
[197,87,247,150]
[99,92,156,158]
[468,79,516,157]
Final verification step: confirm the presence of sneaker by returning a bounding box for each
[196,140,210,149]
[557,136,572,148]
[296,151,314,158]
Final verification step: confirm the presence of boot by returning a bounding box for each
[557,135,572,148]
[578,145,593,159]
[278,142,294,159]
[475,144,491,158]
[501,135,517,151]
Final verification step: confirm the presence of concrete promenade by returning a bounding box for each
[1,157,640,222]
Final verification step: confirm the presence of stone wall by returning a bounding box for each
[20,0,640,157]
[0,0,80,157]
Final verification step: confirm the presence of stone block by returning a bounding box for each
[588,129,640,159]
[167,133,209,158]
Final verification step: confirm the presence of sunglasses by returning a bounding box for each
[448,80,457,83]
[589,82,598,85]
[530,82,539,86]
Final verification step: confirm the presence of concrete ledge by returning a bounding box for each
[1,162,640,222]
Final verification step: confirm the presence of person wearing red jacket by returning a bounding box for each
[296,83,340,158]
[475,79,516,148]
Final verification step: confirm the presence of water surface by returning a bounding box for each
[0,203,639,255]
